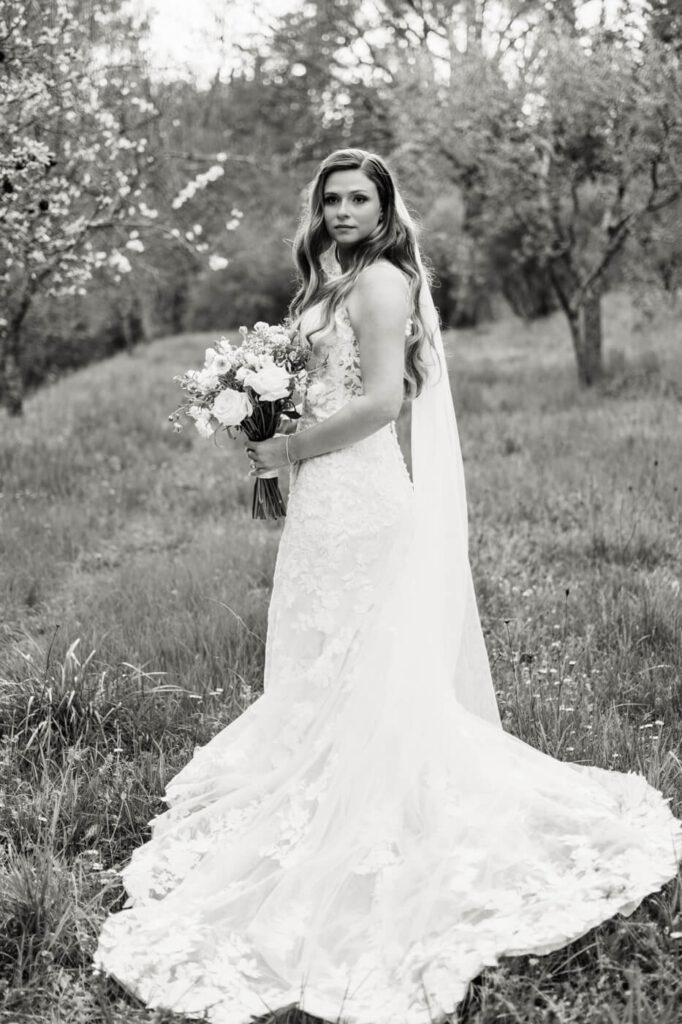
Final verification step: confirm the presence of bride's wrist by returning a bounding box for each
[285,432,301,465]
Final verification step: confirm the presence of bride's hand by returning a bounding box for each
[244,434,290,476]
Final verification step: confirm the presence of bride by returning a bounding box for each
[94,149,682,1024]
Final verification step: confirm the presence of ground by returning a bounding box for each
[0,290,680,1023]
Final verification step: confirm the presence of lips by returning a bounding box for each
[334,224,354,230]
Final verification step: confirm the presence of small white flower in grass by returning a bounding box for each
[209,254,229,271]
[126,238,144,253]
[212,388,253,426]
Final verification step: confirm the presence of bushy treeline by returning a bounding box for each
[2,0,681,408]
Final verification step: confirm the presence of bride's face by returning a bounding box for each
[322,169,382,250]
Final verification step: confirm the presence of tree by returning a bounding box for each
[392,29,682,383]
[0,0,233,414]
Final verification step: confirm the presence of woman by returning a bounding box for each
[94,149,682,1023]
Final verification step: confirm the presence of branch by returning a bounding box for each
[548,256,575,318]
[577,185,681,303]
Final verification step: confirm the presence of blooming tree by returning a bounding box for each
[0,0,235,414]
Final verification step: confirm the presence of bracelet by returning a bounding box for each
[285,433,297,466]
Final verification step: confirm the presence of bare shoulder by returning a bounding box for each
[348,261,410,323]
[354,259,409,297]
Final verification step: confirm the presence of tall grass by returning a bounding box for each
[0,291,681,1023]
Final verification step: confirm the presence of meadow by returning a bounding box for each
[0,291,681,1024]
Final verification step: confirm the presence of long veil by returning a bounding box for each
[409,245,502,727]
[323,193,501,726]
[319,188,499,724]
[393,192,503,727]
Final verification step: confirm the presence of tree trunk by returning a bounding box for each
[1,340,25,416]
[566,291,604,386]
[2,280,34,416]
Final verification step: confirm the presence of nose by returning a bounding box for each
[337,197,351,218]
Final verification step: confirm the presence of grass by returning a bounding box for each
[0,289,681,1023]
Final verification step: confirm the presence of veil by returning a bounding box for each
[405,207,502,728]
[322,195,501,727]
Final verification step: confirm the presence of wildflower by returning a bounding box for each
[187,405,216,438]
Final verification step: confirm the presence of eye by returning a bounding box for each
[353,195,368,204]
[323,196,338,205]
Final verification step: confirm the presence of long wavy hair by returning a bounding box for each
[289,148,438,400]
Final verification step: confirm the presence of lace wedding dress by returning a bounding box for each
[94,277,682,1024]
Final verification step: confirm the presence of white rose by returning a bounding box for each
[243,363,291,402]
[187,405,216,438]
[212,388,253,426]
[235,366,249,382]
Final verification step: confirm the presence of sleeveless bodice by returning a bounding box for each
[297,303,365,425]
[292,299,414,488]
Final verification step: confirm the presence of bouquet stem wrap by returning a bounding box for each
[241,400,288,520]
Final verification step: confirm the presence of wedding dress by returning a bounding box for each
[93,250,682,1024]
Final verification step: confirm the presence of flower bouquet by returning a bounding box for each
[169,321,309,519]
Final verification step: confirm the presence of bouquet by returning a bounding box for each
[169,321,309,519]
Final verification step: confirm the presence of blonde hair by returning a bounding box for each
[289,148,437,400]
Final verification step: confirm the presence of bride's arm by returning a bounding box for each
[289,262,410,461]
